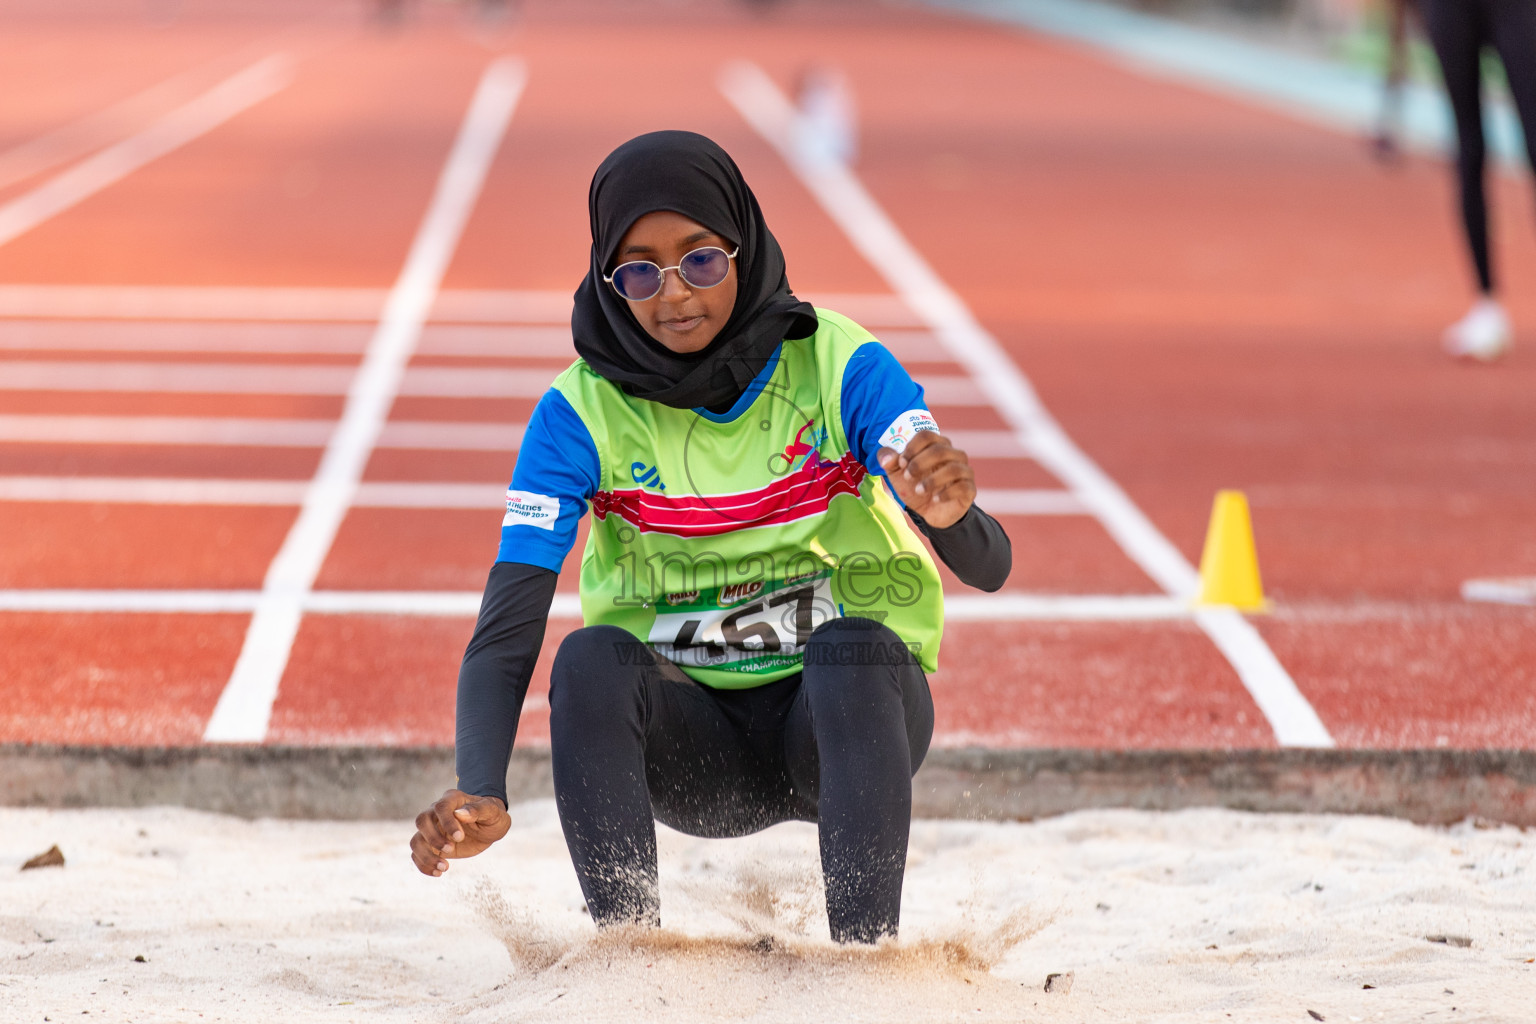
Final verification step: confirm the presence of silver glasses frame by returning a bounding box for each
[602,245,740,302]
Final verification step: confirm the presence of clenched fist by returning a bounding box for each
[876,430,976,529]
[409,789,511,877]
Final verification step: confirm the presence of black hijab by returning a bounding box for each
[571,131,818,410]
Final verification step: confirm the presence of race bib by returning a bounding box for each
[648,572,839,672]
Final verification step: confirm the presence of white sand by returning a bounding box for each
[2,802,1533,1023]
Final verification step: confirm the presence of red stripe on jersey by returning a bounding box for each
[591,452,868,537]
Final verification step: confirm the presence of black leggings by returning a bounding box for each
[547,617,934,944]
[1419,0,1536,293]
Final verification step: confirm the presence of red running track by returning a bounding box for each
[0,0,1533,752]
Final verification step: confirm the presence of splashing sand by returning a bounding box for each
[460,822,1050,1021]
[465,862,1048,1022]
[2,800,1533,1022]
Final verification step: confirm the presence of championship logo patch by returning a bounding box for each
[878,409,940,453]
[503,490,560,531]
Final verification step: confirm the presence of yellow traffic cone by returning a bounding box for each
[1195,490,1267,611]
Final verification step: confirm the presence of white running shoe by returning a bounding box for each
[1443,298,1512,361]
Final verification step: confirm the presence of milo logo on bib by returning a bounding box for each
[718,580,764,605]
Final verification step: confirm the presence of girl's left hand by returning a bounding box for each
[410,789,511,877]
[876,431,976,529]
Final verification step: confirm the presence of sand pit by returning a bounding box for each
[2,800,1533,1022]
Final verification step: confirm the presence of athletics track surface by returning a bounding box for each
[1,0,1533,758]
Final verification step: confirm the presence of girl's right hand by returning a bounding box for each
[410,789,510,876]
[877,431,976,529]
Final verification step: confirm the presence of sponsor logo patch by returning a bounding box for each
[785,561,831,585]
[718,580,764,606]
[503,490,560,531]
[878,409,939,454]
[630,461,666,490]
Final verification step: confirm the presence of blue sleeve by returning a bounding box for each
[840,340,934,473]
[496,388,599,572]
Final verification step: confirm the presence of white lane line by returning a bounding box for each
[0,477,508,508]
[0,588,1177,621]
[0,55,293,250]
[1462,577,1536,606]
[1,359,970,402]
[914,374,982,407]
[0,321,576,357]
[0,414,1009,456]
[0,47,274,191]
[428,289,573,324]
[0,415,1005,457]
[0,415,525,450]
[379,420,525,450]
[398,365,563,398]
[0,477,1079,515]
[0,285,919,327]
[302,590,501,616]
[801,292,924,328]
[436,290,922,328]
[945,593,1187,621]
[0,477,310,505]
[417,325,577,358]
[0,361,569,398]
[977,488,1087,515]
[203,57,526,744]
[0,360,355,393]
[946,429,1029,458]
[0,321,926,362]
[0,415,335,446]
[0,477,1069,513]
[351,482,504,509]
[864,327,944,362]
[0,285,388,321]
[723,63,1194,590]
[1191,605,1326,740]
[0,322,374,354]
[720,60,1332,748]
[0,590,266,614]
[0,589,535,616]
[0,286,569,324]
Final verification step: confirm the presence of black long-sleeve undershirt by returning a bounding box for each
[454,560,557,807]
[454,505,1012,803]
[906,503,1012,593]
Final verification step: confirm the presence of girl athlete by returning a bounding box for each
[1410,0,1536,360]
[409,131,1011,944]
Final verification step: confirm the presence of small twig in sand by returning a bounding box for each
[21,845,64,870]
[1425,934,1474,948]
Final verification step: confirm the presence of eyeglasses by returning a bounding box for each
[603,246,739,302]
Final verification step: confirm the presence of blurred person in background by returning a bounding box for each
[373,0,515,28]
[794,65,858,168]
[1411,0,1536,361]
[1370,0,1413,161]
[374,0,409,26]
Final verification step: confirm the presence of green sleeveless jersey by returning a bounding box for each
[549,309,944,688]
